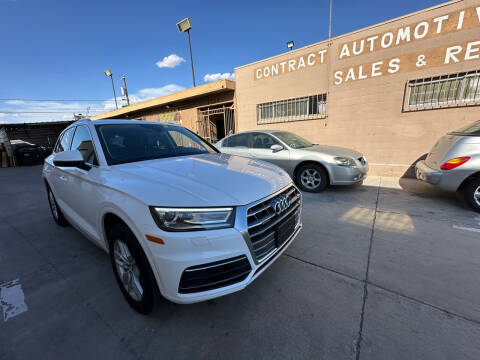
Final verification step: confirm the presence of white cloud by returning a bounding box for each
[0,84,187,124]
[203,72,235,82]
[155,54,186,68]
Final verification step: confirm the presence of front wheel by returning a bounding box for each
[108,223,157,314]
[462,178,480,213]
[47,187,69,226]
[295,164,328,192]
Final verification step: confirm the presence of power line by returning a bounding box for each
[0,98,112,102]
[0,110,106,114]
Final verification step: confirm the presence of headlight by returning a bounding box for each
[149,207,235,231]
[334,157,356,167]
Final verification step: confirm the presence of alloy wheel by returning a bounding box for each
[300,168,322,190]
[474,186,480,207]
[113,239,144,302]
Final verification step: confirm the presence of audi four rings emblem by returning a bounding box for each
[271,195,291,215]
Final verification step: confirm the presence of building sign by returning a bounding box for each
[337,6,480,59]
[333,39,480,85]
[254,49,327,80]
[252,5,480,85]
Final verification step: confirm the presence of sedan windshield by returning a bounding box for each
[449,121,480,136]
[96,123,216,165]
[272,131,314,149]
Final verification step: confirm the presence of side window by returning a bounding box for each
[224,134,249,148]
[71,126,98,165]
[168,129,204,149]
[55,127,75,153]
[251,133,279,149]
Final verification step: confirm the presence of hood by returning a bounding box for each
[299,144,363,159]
[106,153,292,207]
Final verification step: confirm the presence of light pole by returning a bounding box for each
[104,69,118,110]
[176,17,196,87]
[286,40,294,51]
[121,75,130,106]
[328,0,333,43]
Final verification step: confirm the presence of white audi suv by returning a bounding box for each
[43,119,302,313]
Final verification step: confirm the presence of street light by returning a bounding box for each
[176,17,196,87]
[287,40,294,51]
[104,69,118,110]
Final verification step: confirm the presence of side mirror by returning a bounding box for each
[270,144,284,152]
[53,150,91,171]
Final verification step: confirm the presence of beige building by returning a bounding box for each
[93,0,480,176]
[235,0,480,176]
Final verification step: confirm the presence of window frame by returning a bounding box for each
[250,132,279,149]
[223,133,250,148]
[70,125,100,167]
[256,93,327,125]
[405,70,480,111]
[54,126,76,153]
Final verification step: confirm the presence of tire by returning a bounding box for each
[108,222,156,314]
[295,164,328,192]
[462,178,480,213]
[47,187,69,226]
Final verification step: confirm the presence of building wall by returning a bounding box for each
[126,91,234,134]
[235,0,480,176]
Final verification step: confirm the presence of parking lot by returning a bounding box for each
[1,165,480,360]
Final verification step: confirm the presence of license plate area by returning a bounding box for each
[275,212,297,247]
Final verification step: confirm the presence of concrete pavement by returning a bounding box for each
[1,166,480,359]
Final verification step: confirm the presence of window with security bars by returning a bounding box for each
[407,71,480,109]
[257,94,327,125]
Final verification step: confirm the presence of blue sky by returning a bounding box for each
[0,0,444,123]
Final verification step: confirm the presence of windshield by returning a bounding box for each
[449,121,480,136]
[272,131,314,149]
[95,123,217,165]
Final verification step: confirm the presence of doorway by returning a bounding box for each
[197,103,234,143]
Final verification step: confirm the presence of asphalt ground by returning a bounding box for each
[1,165,480,360]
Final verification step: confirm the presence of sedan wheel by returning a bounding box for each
[300,169,322,191]
[296,164,328,192]
[114,240,144,302]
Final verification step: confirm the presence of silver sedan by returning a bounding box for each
[216,130,368,192]
[416,120,480,212]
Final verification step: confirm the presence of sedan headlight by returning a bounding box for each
[150,207,235,231]
[334,157,357,167]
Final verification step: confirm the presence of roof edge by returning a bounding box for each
[91,79,235,120]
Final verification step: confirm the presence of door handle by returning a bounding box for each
[59,175,68,182]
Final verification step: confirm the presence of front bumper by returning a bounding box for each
[330,163,368,185]
[144,185,302,304]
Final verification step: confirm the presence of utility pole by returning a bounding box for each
[121,75,131,106]
[186,29,196,87]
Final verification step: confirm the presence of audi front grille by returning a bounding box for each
[246,186,301,262]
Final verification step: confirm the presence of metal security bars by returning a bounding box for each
[406,70,480,111]
[257,94,327,125]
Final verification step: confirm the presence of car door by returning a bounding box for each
[61,125,103,245]
[220,133,250,157]
[51,127,76,212]
[249,133,291,171]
